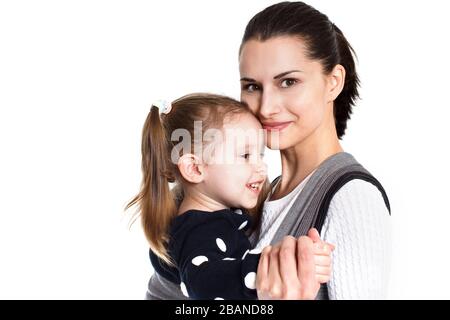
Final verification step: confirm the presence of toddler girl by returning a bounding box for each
[127,93,332,300]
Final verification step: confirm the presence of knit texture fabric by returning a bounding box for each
[257,179,391,299]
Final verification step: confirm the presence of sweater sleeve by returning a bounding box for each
[178,217,261,300]
[321,179,392,300]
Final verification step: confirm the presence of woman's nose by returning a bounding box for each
[259,90,281,119]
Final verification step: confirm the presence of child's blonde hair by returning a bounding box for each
[126,93,270,265]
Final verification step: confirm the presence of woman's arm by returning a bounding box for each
[322,179,392,299]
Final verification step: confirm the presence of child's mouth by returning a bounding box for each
[245,180,264,194]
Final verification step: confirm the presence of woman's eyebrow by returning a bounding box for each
[273,70,303,79]
[240,70,303,82]
[240,77,256,82]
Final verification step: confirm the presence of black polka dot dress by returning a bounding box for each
[149,208,261,300]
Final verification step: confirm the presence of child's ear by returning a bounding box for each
[326,64,346,103]
[178,154,204,184]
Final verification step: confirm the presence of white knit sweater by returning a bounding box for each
[256,178,392,300]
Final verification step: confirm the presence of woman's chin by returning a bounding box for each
[266,132,307,150]
[266,139,293,150]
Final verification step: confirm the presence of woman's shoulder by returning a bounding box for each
[330,179,389,208]
[321,179,392,241]
[327,179,391,223]
[321,152,391,213]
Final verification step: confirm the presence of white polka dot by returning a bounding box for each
[191,255,208,266]
[242,249,249,260]
[214,297,224,300]
[222,257,236,261]
[244,272,256,290]
[249,248,262,254]
[238,221,248,230]
[234,209,243,215]
[216,238,227,252]
[180,282,189,297]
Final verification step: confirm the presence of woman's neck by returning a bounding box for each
[272,126,343,200]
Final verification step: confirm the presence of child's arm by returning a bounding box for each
[178,217,260,300]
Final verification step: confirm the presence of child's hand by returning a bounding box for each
[313,241,334,284]
[308,228,335,284]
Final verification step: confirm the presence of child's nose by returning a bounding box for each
[255,162,267,175]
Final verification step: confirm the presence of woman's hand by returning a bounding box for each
[256,228,334,300]
[256,235,318,299]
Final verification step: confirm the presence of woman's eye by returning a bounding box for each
[280,78,297,88]
[260,153,265,158]
[241,153,251,159]
[243,83,260,92]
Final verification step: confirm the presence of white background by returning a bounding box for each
[1,0,449,299]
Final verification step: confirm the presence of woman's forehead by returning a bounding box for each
[239,36,314,78]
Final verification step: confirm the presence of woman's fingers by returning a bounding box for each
[297,236,320,299]
[267,245,283,298]
[258,235,332,300]
[278,236,299,285]
[278,236,301,298]
[257,246,271,278]
[256,245,271,298]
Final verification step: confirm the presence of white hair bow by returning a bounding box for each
[152,99,172,115]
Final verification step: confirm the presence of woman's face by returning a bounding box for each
[239,36,334,150]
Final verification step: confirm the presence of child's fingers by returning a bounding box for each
[325,242,336,252]
[313,241,336,255]
[314,255,331,267]
[313,242,331,256]
[307,228,321,242]
[315,265,332,277]
[316,274,331,284]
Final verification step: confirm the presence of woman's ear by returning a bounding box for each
[177,153,204,184]
[327,64,346,102]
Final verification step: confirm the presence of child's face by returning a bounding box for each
[202,112,267,209]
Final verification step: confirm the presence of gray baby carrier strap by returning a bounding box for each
[146,271,188,300]
[269,152,391,299]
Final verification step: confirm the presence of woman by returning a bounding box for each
[240,1,391,300]
[146,1,391,300]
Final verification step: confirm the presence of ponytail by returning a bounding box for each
[126,105,177,266]
[126,93,255,266]
[332,24,360,139]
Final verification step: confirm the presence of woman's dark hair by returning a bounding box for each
[240,1,360,139]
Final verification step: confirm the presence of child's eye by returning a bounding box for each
[260,153,265,158]
[280,78,298,88]
[242,83,260,92]
[241,153,251,160]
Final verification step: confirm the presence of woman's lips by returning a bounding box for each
[262,121,292,131]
